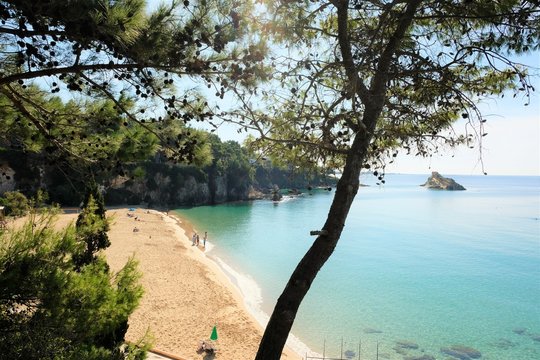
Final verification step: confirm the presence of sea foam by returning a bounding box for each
[212,256,321,358]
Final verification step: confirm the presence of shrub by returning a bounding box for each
[0,191,30,217]
[0,208,148,359]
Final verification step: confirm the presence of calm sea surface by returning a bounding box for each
[175,174,540,359]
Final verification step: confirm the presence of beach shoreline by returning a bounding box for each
[10,206,307,359]
[165,211,313,359]
[103,207,304,359]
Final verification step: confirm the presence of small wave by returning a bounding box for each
[212,257,321,357]
[214,257,263,310]
[273,195,304,204]
[202,241,215,253]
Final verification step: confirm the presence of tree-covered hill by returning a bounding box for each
[0,132,335,207]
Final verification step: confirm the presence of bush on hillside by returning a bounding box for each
[0,191,30,217]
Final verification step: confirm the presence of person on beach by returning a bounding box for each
[196,233,200,246]
[192,233,197,246]
[203,232,207,248]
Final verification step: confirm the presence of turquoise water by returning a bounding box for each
[175,174,540,359]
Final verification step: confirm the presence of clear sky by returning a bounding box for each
[210,57,540,177]
[386,51,540,176]
[386,84,540,176]
[146,1,539,176]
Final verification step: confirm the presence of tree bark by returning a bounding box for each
[254,128,372,359]
[255,1,422,359]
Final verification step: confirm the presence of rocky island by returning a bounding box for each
[422,171,466,190]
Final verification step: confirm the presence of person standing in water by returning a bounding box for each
[203,232,208,248]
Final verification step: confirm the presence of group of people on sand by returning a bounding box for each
[191,231,208,248]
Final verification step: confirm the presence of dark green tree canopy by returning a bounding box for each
[0,0,267,169]
[0,208,146,360]
[74,184,110,268]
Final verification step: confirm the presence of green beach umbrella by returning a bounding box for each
[210,325,218,341]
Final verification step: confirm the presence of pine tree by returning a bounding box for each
[237,1,540,358]
[0,0,264,167]
[0,208,146,359]
[74,184,110,268]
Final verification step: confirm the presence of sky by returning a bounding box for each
[208,57,540,176]
[385,51,540,176]
[386,86,540,176]
[210,84,540,176]
[145,1,540,176]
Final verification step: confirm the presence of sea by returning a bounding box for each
[174,174,540,360]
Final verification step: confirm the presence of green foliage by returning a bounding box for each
[237,0,539,178]
[0,89,160,175]
[0,190,29,217]
[0,0,264,169]
[0,0,272,211]
[206,134,253,201]
[0,209,146,359]
[132,166,146,180]
[1,130,330,207]
[74,185,110,268]
[154,122,214,167]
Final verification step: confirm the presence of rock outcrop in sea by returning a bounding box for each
[422,171,466,190]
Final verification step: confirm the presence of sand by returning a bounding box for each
[50,208,302,360]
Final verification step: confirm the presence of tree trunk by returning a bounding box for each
[254,129,372,359]
[255,0,422,357]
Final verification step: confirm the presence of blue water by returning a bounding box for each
[176,174,540,359]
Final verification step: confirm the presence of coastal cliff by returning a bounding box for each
[0,153,252,206]
[422,172,466,190]
[0,150,332,206]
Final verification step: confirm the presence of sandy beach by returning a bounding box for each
[49,208,302,360]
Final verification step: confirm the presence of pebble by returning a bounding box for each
[364,327,383,334]
[441,345,482,359]
[404,355,435,360]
